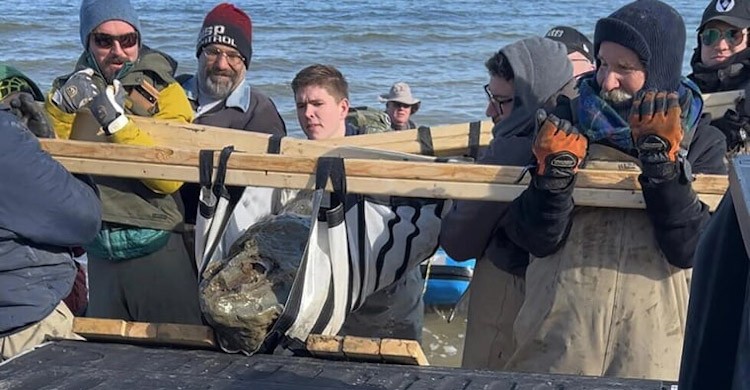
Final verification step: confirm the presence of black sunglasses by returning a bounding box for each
[389,101,413,109]
[700,27,744,46]
[92,32,139,49]
[484,84,513,114]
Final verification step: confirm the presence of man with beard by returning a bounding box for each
[689,0,750,153]
[45,0,202,325]
[485,0,726,380]
[441,37,576,370]
[178,3,287,251]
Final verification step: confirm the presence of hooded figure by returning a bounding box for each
[440,36,575,370]
[492,0,726,381]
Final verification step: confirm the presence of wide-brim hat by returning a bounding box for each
[379,82,421,112]
[699,0,750,30]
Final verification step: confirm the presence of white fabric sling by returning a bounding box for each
[259,157,449,354]
[194,148,453,355]
[194,146,238,278]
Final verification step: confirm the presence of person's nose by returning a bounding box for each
[599,69,620,93]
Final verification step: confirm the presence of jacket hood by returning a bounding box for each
[492,37,574,138]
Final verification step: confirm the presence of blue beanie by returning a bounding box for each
[594,0,686,91]
[79,0,142,48]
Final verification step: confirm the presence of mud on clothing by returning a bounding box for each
[497,78,727,380]
[45,47,202,325]
[440,37,575,368]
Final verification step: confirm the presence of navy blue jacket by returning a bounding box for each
[0,110,101,334]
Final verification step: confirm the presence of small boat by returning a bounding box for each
[421,248,474,306]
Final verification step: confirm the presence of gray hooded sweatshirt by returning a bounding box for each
[440,37,574,274]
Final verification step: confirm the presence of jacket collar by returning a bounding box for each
[184,76,252,112]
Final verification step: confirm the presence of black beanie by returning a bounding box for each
[594,0,686,91]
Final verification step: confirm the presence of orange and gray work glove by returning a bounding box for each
[531,109,588,190]
[629,90,685,181]
[89,79,129,136]
[0,91,55,138]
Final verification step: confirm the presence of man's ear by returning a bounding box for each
[339,97,350,119]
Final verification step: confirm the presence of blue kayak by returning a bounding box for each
[421,248,475,306]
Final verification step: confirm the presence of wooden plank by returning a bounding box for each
[379,338,430,366]
[40,140,729,195]
[50,155,724,210]
[71,111,492,157]
[306,334,345,360]
[318,120,495,157]
[72,317,217,349]
[341,336,383,363]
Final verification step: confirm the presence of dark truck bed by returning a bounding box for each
[0,340,675,389]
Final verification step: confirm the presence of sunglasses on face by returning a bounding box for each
[390,102,412,109]
[92,32,139,49]
[484,84,513,115]
[202,46,245,66]
[700,27,744,46]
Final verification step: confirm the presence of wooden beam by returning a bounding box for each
[71,111,493,157]
[380,338,430,366]
[305,334,429,366]
[41,139,728,194]
[72,317,217,349]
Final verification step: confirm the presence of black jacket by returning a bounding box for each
[679,191,749,390]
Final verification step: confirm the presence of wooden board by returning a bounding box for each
[72,317,217,349]
[70,110,492,157]
[306,334,429,366]
[41,139,728,210]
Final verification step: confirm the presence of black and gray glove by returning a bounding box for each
[0,91,55,138]
[89,79,128,136]
[51,68,99,113]
[713,109,749,153]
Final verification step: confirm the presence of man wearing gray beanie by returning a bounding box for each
[44,0,202,325]
[475,0,727,381]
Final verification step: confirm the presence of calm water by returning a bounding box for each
[0,0,708,366]
[2,0,706,137]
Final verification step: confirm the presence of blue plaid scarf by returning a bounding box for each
[576,75,703,154]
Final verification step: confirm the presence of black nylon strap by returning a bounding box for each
[199,150,214,189]
[468,121,481,158]
[267,134,283,154]
[418,126,434,156]
[213,146,235,195]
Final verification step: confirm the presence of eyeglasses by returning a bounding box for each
[203,46,245,66]
[92,32,139,49]
[484,84,513,115]
[389,102,412,109]
[700,27,744,46]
